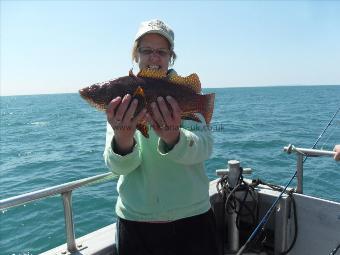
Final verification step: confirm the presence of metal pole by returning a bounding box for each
[62,191,77,253]
[284,146,335,157]
[226,160,241,252]
[227,210,239,252]
[296,154,304,194]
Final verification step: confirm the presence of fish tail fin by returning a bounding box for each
[199,93,215,124]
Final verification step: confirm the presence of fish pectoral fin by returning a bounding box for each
[137,122,149,138]
[181,113,202,122]
[168,73,202,93]
[133,86,145,98]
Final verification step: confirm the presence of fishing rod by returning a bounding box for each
[236,105,340,255]
[329,243,340,255]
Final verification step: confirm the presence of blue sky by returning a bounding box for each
[1,1,340,96]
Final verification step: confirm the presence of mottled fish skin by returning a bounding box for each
[79,70,215,137]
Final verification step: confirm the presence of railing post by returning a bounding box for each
[296,154,304,194]
[61,191,77,253]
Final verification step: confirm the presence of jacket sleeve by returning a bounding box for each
[103,122,142,176]
[157,114,213,165]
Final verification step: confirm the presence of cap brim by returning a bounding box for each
[136,30,174,49]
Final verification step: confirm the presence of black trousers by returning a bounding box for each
[116,209,219,255]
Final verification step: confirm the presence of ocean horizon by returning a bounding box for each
[2,84,340,98]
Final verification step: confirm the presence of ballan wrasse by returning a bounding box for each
[79,69,215,138]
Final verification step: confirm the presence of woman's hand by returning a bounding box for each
[106,94,146,154]
[146,96,182,149]
[333,145,340,161]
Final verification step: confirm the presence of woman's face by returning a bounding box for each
[137,33,171,72]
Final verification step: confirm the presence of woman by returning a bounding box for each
[103,19,218,255]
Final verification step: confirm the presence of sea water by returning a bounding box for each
[1,85,339,254]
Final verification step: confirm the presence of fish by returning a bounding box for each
[79,69,215,138]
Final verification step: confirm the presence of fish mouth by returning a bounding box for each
[79,88,93,105]
[79,88,105,111]
[79,88,90,101]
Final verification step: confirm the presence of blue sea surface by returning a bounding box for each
[1,86,340,254]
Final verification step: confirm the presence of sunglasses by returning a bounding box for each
[138,47,171,57]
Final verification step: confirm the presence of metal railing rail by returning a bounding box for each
[283,144,336,193]
[0,172,114,253]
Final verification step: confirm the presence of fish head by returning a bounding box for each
[79,76,147,113]
[79,82,113,111]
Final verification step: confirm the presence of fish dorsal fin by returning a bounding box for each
[168,73,201,93]
[137,69,167,79]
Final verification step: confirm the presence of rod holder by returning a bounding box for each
[228,160,241,188]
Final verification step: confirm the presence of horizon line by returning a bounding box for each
[1,84,339,97]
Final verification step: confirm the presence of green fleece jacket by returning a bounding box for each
[103,113,213,222]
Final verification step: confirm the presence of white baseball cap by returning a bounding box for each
[135,19,174,50]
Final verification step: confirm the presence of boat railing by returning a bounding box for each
[0,172,115,254]
[283,144,335,194]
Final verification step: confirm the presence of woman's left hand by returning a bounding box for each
[146,96,182,149]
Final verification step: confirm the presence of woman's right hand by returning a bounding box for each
[106,94,146,155]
